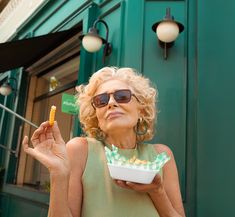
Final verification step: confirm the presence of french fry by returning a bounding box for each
[49,105,56,126]
[128,155,150,165]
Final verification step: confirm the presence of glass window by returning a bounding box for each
[35,56,79,97]
[16,56,80,192]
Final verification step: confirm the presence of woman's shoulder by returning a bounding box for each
[66,137,88,172]
[66,137,89,160]
[66,137,102,152]
[152,143,174,158]
[66,137,88,149]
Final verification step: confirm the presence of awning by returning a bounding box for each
[0,27,81,73]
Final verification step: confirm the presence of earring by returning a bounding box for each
[134,118,147,136]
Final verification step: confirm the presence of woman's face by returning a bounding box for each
[94,79,140,134]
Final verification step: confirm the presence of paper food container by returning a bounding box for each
[105,145,170,184]
[107,163,158,184]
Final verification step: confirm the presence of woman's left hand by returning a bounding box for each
[114,174,164,194]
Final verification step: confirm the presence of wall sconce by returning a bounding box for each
[0,77,17,96]
[152,8,184,59]
[79,19,112,63]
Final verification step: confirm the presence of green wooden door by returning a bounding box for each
[142,1,186,199]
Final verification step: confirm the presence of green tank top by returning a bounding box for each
[81,138,161,217]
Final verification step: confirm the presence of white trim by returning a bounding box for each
[0,0,49,42]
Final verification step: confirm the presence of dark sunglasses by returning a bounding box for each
[92,89,138,108]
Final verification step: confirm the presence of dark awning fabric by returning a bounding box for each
[0,27,80,73]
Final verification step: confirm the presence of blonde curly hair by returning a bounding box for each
[76,67,158,143]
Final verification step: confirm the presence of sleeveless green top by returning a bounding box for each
[81,138,161,217]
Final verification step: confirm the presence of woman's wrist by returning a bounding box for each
[50,169,70,180]
[148,185,165,197]
[148,187,182,217]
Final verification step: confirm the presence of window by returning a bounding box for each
[15,34,81,192]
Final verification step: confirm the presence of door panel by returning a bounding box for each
[143,1,186,198]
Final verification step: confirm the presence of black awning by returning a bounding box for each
[0,27,81,73]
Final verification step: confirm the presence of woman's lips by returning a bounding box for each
[106,112,123,119]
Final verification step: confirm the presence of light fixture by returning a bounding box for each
[152,8,184,59]
[0,77,17,96]
[79,19,112,63]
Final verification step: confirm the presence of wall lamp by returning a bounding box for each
[0,77,17,96]
[79,19,112,63]
[152,8,184,59]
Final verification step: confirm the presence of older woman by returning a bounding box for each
[23,67,185,217]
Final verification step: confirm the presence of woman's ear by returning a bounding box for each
[138,108,145,117]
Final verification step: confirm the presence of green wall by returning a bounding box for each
[197,0,235,216]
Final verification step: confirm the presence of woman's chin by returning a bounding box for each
[105,122,134,132]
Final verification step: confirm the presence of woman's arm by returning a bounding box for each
[66,137,88,217]
[48,137,88,217]
[23,122,87,217]
[148,144,185,217]
[48,172,72,217]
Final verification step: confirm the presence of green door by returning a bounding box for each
[142,2,186,199]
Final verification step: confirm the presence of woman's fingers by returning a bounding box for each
[22,135,29,148]
[23,136,38,158]
[46,130,54,140]
[29,121,64,150]
[152,174,163,186]
[39,131,46,142]
[23,135,51,167]
[31,122,52,145]
[114,180,150,193]
[115,174,163,193]
[114,180,131,189]
[52,121,65,144]
[125,182,147,192]
[31,122,48,146]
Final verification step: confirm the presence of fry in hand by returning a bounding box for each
[49,105,56,126]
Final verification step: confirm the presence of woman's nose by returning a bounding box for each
[108,94,117,107]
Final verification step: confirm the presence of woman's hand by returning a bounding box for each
[114,173,164,194]
[23,121,70,176]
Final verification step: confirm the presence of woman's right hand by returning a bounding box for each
[23,121,70,176]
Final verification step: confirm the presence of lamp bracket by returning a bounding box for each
[105,43,112,56]
[164,7,174,21]
[158,40,174,49]
[94,19,112,62]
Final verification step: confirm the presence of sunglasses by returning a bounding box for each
[92,89,138,108]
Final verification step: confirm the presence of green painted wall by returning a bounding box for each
[197,0,235,216]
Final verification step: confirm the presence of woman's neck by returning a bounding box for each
[105,132,137,149]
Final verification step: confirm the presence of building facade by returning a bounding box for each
[0,0,234,217]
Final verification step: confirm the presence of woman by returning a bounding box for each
[23,67,185,217]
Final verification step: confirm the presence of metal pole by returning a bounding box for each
[0,144,16,154]
[0,103,38,129]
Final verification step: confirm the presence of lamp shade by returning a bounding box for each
[82,35,103,53]
[156,21,179,43]
[0,83,12,96]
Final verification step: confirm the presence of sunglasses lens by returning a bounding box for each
[93,93,109,108]
[114,90,131,103]
[92,89,133,108]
